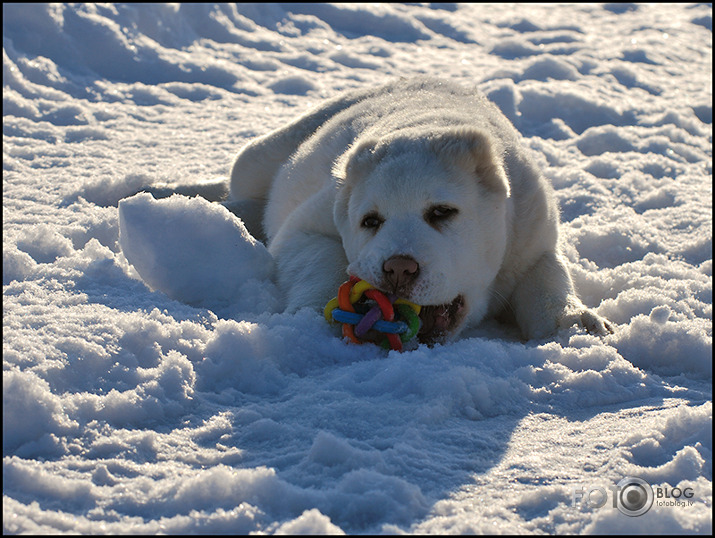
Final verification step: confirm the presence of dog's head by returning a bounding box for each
[333,127,510,344]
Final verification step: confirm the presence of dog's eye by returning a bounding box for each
[425,205,458,226]
[361,212,384,230]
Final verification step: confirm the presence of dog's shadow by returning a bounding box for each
[197,365,527,533]
[188,308,538,532]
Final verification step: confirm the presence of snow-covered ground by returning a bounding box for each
[3,3,712,534]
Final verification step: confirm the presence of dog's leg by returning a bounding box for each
[510,251,614,339]
[270,232,348,313]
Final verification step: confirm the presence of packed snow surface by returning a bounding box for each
[3,3,712,534]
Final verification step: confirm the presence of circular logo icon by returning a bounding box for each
[616,477,654,517]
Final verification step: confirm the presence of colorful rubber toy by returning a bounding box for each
[324,276,421,351]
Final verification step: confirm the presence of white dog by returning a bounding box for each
[221,77,611,343]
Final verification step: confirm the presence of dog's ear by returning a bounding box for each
[429,128,510,197]
[337,138,382,183]
[333,138,379,235]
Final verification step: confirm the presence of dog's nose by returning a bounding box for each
[382,255,419,291]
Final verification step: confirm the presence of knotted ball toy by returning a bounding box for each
[324,276,421,351]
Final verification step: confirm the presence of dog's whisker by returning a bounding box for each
[490,289,513,315]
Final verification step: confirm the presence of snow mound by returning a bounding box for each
[118,192,278,312]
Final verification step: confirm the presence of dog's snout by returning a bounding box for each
[382,255,419,292]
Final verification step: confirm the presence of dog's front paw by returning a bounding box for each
[560,306,614,336]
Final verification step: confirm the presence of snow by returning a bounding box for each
[2,3,712,535]
[118,193,278,311]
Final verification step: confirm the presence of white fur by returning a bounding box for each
[228,77,612,340]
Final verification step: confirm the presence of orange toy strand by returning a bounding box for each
[337,280,360,343]
[342,323,360,344]
[337,280,355,312]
